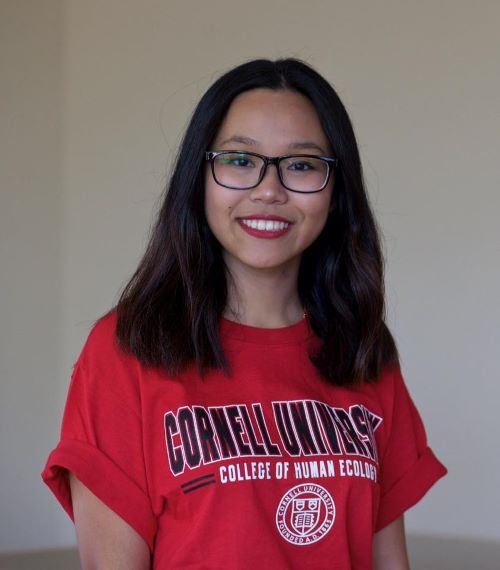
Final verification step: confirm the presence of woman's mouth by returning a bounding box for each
[237,217,292,239]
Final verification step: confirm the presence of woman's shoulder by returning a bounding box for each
[350,363,403,396]
[76,308,137,372]
[349,363,407,417]
[69,309,146,407]
[85,308,117,345]
[374,363,404,391]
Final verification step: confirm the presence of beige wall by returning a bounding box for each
[0,0,67,551]
[1,0,499,552]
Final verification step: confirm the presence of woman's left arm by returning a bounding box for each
[372,515,410,570]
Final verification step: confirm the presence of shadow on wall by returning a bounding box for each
[0,535,499,569]
[407,534,500,570]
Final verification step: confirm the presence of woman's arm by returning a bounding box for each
[372,515,410,570]
[69,473,150,570]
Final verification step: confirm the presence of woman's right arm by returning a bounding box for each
[69,473,151,570]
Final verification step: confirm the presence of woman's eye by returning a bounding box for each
[288,160,315,171]
[233,157,253,167]
[218,154,255,168]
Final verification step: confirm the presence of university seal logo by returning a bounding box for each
[276,483,335,545]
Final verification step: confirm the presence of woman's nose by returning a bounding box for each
[249,164,288,204]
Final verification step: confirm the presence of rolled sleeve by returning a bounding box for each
[41,313,156,551]
[375,368,447,531]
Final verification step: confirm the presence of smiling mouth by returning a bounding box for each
[236,217,292,239]
[239,219,290,231]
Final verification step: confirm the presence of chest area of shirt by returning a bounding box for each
[142,372,384,498]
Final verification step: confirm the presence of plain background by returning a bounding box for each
[1,0,499,554]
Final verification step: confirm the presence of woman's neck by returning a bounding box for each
[223,262,303,328]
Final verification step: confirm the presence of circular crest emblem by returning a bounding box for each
[276,483,335,545]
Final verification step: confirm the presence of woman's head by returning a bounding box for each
[204,87,335,278]
[165,58,367,269]
[116,59,397,384]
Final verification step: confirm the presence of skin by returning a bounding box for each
[204,88,334,328]
[373,516,411,569]
[69,473,150,569]
[70,88,410,568]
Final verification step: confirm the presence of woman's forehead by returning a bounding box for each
[214,88,330,153]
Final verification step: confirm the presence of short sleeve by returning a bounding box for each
[375,368,447,531]
[41,313,156,551]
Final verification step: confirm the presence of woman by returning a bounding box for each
[43,59,446,569]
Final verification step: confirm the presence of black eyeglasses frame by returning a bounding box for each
[205,150,338,194]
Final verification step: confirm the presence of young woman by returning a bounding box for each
[43,59,446,569]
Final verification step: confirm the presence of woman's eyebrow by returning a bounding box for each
[287,141,327,154]
[218,136,327,155]
[219,135,258,147]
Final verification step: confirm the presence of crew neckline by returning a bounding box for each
[220,316,312,344]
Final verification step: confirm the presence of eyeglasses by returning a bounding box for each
[205,150,338,193]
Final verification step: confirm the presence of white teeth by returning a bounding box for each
[241,219,289,231]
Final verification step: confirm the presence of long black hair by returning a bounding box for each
[114,58,398,385]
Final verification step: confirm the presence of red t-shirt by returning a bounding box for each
[42,311,446,569]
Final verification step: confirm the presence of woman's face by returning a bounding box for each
[204,88,334,278]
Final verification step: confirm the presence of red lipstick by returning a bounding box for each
[237,216,292,239]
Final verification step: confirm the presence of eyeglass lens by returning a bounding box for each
[212,152,329,192]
